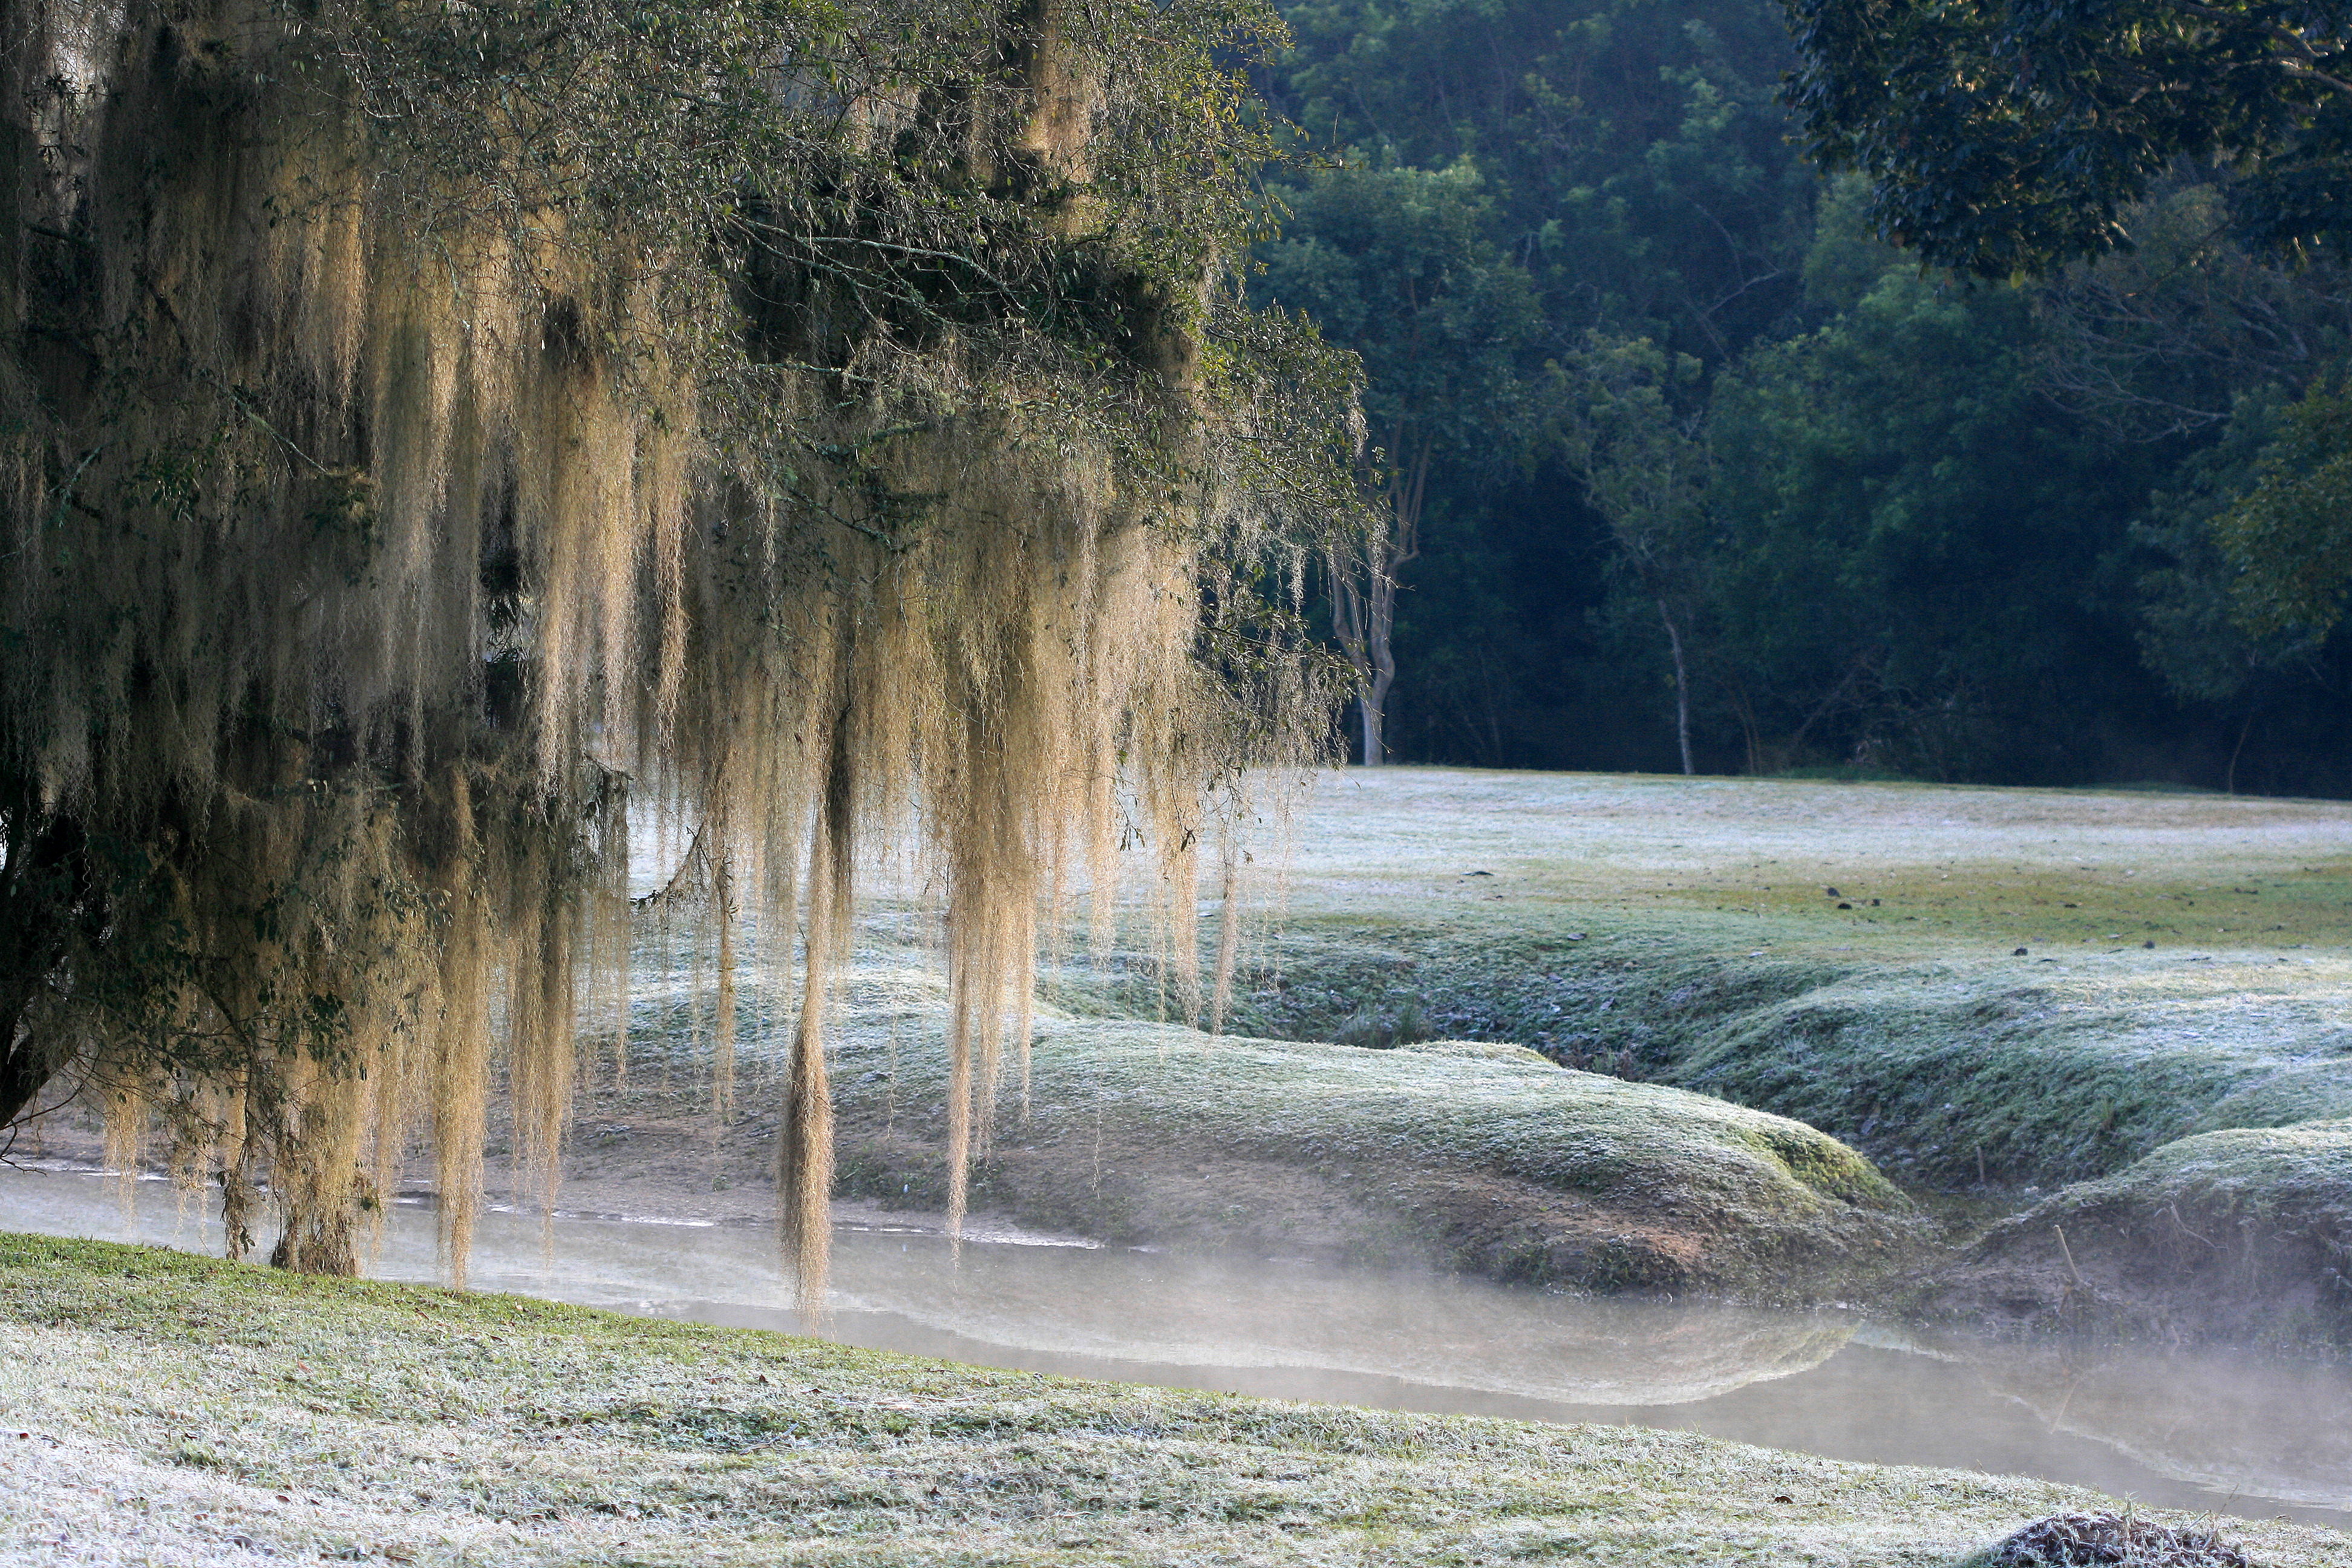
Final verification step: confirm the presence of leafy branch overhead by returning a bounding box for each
[1782,0,2352,277]
[1783,0,2352,639]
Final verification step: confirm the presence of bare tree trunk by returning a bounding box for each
[2227,708,2256,796]
[1359,680,1388,763]
[1361,560,1400,765]
[1715,668,1763,776]
[1659,598,1694,776]
[1327,434,1426,767]
[1327,554,1379,763]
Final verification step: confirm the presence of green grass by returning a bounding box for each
[1213,769,2352,1194]
[819,1010,1918,1298]
[3,1231,2345,1567]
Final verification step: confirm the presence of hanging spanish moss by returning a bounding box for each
[0,0,1364,1309]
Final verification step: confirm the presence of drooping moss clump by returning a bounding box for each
[0,0,1362,1299]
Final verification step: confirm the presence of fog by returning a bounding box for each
[5,1164,2342,1527]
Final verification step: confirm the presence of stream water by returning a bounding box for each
[2,1163,2345,1527]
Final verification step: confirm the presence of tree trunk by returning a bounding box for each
[2227,708,2256,796]
[1361,557,1401,765]
[1347,431,1429,768]
[1327,554,1378,764]
[270,1188,361,1276]
[0,811,90,1128]
[1659,598,1694,776]
[0,1024,55,1130]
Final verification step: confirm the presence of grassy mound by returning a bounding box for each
[1213,767,2352,1174]
[1190,768,2352,1340]
[1225,914,2352,1192]
[1921,1119,2352,1351]
[4,1232,2347,1567]
[1677,965,2352,1191]
[825,1011,1919,1300]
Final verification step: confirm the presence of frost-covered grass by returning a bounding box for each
[820,1015,1918,1297]
[1261,769,2352,954]
[1221,769,2352,1192]
[5,1231,2347,1567]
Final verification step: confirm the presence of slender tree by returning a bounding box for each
[1566,336,1716,776]
[1254,162,1545,763]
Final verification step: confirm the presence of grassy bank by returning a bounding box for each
[825,1022,1917,1298]
[551,970,1919,1301]
[3,1232,2344,1567]
[1925,1118,2352,1349]
[1218,770,2352,1192]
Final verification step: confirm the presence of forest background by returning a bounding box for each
[1252,0,2352,794]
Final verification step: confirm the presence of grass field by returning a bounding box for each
[8,769,2351,1561]
[538,768,2352,1336]
[1263,769,2352,954]
[4,1232,2344,1568]
[1221,769,2352,1187]
[1187,768,2352,1344]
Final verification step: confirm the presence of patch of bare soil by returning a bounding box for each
[1913,1128,2352,1353]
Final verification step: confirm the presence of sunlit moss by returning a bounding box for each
[0,1,1361,1301]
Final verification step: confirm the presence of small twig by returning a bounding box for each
[2166,1202,2218,1248]
[2053,1223,2088,1289]
[633,820,710,910]
[211,378,335,477]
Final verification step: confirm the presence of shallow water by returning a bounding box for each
[3,1164,2345,1526]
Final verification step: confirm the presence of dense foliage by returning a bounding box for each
[1780,0,2352,277]
[1253,0,2352,791]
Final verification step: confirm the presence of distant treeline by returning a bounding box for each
[1253,0,2352,795]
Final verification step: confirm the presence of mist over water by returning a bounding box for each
[3,1164,2344,1527]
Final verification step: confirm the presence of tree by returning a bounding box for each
[1274,0,1819,365]
[1565,337,1715,775]
[2136,393,2330,790]
[1705,264,2181,782]
[2215,373,2352,634]
[1778,0,2352,757]
[2031,184,2352,441]
[1255,160,1547,762]
[0,0,1362,1299]
[1782,0,2352,277]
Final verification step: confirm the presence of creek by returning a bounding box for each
[1,1163,2344,1527]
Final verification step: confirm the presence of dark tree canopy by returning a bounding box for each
[1250,0,2352,788]
[1782,0,2352,276]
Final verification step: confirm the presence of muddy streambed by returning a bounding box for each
[2,1163,2344,1527]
